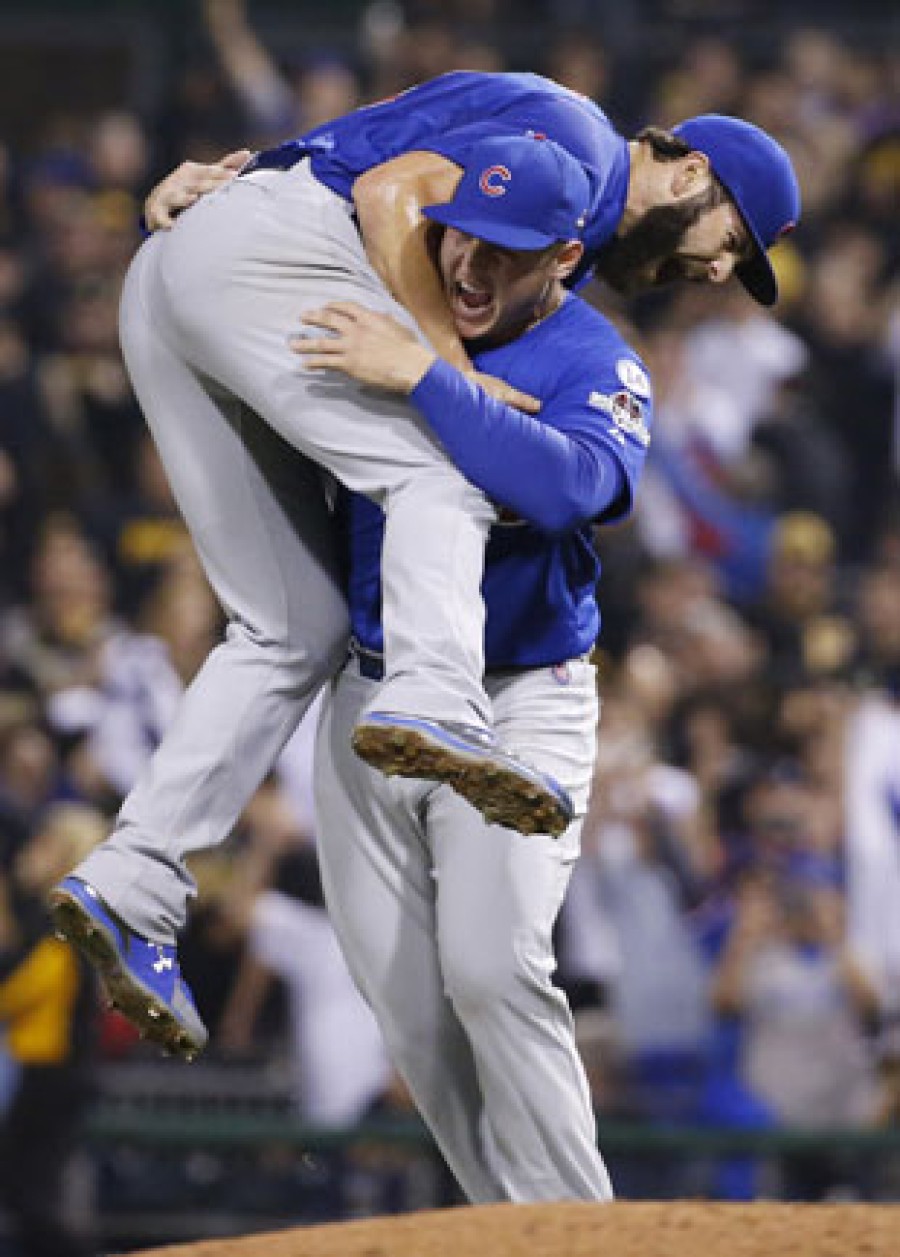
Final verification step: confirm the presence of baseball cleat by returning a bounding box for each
[48,876,207,1061]
[351,712,574,837]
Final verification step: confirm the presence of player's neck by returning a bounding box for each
[505,282,566,344]
[621,140,657,234]
[528,281,566,331]
[467,282,567,352]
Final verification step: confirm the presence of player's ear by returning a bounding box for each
[554,239,585,281]
[671,150,711,200]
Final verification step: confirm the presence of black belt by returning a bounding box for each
[239,143,309,176]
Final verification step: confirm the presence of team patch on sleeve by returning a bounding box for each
[588,388,651,447]
[615,357,651,398]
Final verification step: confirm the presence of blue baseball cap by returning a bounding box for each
[422,134,591,252]
[673,114,801,306]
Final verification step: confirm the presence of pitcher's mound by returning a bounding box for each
[129,1200,898,1257]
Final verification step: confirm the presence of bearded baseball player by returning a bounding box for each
[51,72,800,1062]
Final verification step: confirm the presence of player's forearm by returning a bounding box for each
[357,214,468,371]
[411,359,625,534]
[352,159,472,373]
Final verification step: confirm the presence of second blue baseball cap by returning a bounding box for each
[673,114,801,306]
[422,134,591,251]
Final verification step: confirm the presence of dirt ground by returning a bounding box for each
[129,1200,899,1257]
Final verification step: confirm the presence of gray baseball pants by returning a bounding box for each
[75,162,494,940]
[313,653,613,1202]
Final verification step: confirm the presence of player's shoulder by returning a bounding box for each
[548,297,653,434]
[555,295,648,376]
[564,301,652,449]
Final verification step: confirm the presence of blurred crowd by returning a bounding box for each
[0,0,898,1237]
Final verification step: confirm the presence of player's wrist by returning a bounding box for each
[418,322,471,374]
[397,344,438,393]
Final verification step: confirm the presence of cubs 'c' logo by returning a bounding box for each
[479,164,512,197]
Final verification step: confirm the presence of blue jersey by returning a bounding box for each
[298,71,629,283]
[343,295,653,668]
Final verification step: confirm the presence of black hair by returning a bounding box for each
[635,126,693,161]
[636,125,729,209]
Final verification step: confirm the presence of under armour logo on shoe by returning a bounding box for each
[153,951,174,973]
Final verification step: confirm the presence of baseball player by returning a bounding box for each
[51,72,800,1061]
[298,136,652,1201]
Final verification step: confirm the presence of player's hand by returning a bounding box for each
[468,372,541,414]
[293,304,543,414]
[143,149,252,230]
[291,301,437,394]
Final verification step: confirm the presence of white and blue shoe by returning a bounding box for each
[352,712,574,837]
[48,876,207,1061]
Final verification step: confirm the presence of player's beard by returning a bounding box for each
[594,185,723,295]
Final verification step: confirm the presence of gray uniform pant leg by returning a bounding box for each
[154,166,495,729]
[314,658,613,1203]
[75,239,350,941]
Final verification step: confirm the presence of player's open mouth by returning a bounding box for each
[454,280,493,312]
[451,279,495,331]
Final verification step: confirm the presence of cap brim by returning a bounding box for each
[422,203,556,252]
[736,247,778,306]
[728,203,778,306]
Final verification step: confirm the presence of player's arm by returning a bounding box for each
[409,360,637,533]
[352,151,539,414]
[294,301,647,534]
[352,151,467,369]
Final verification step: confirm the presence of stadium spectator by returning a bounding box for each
[0,801,105,1257]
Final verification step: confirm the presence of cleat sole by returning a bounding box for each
[352,725,570,837]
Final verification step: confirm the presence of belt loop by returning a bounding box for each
[349,636,385,681]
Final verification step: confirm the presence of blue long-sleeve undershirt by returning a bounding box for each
[410,358,627,536]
